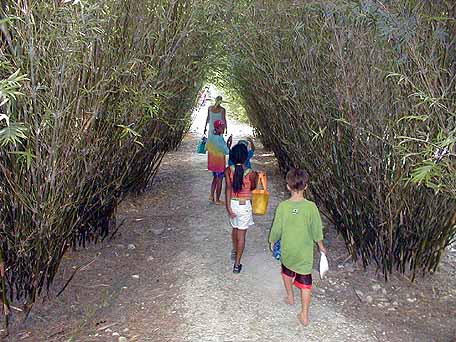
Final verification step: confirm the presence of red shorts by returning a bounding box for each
[281,264,312,290]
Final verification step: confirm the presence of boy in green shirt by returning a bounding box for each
[269,169,327,326]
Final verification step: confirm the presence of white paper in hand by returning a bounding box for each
[319,252,329,279]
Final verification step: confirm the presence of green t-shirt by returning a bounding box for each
[268,199,324,275]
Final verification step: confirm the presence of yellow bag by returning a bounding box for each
[252,172,269,215]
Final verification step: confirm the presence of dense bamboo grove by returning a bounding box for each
[226,0,456,279]
[0,0,455,331]
[0,0,217,319]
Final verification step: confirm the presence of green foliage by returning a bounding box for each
[0,0,454,329]
[225,0,456,280]
[0,123,27,146]
[0,0,218,316]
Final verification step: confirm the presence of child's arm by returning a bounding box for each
[311,205,326,254]
[247,149,254,164]
[222,108,227,134]
[268,204,283,249]
[250,171,258,191]
[227,134,233,148]
[225,167,236,218]
[247,136,255,152]
[317,240,327,255]
[204,107,210,134]
[222,136,231,155]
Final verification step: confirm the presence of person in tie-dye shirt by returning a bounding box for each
[207,120,232,204]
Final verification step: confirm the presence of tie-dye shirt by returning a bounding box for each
[206,134,230,172]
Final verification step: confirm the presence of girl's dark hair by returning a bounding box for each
[231,144,248,193]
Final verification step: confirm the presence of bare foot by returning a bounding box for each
[284,296,295,305]
[215,200,225,205]
[209,196,214,202]
[297,313,309,326]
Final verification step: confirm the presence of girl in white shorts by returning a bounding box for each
[225,143,258,274]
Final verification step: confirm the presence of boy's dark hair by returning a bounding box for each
[231,144,248,193]
[286,168,309,191]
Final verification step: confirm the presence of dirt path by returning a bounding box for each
[157,145,371,342]
[6,115,456,341]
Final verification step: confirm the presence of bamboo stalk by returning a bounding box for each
[0,249,9,336]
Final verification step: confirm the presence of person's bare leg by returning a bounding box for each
[215,178,224,203]
[231,228,238,252]
[210,176,216,201]
[298,288,311,326]
[235,229,246,265]
[281,273,295,305]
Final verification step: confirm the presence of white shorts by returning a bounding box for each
[230,199,254,230]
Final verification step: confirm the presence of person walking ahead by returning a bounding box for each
[225,144,258,274]
[269,169,327,326]
[228,137,255,169]
[204,96,227,137]
[207,120,232,204]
